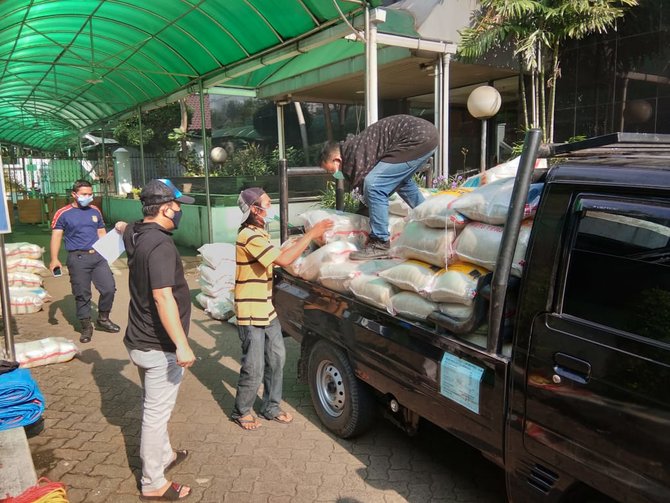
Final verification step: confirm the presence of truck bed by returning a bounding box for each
[274,267,512,465]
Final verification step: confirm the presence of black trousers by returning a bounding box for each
[66,251,116,320]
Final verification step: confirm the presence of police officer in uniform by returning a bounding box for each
[49,179,121,343]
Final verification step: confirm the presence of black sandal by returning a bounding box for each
[140,482,191,501]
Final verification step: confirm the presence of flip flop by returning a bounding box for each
[233,415,261,431]
[269,411,293,424]
[165,449,188,473]
[140,482,191,501]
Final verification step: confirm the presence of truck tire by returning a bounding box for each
[307,340,374,439]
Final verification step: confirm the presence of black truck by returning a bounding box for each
[273,130,670,502]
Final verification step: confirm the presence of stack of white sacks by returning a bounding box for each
[286,156,546,323]
[4,242,52,315]
[195,243,236,322]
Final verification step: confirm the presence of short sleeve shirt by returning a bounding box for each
[51,204,105,250]
[235,225,281,326]
[123,222,191,352]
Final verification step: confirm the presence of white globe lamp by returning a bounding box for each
[624,99,653,125]
[210,146,228,164]
[467,86,502,173]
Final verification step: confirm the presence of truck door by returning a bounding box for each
[524,195,670,501]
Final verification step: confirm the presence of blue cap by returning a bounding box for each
[140,178,195,206]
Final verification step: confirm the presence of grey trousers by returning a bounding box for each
[232,318,286,420]
[129,348,184,492]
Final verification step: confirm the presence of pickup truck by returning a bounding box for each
[274,130,669,502]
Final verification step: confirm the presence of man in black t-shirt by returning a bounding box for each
[122,178,195,501]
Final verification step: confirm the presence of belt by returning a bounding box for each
[69,249,96,254]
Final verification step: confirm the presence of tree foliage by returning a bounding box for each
[458,0,638,142]
[113,103,182,151]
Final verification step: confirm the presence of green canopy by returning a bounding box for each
[0,0,385,150]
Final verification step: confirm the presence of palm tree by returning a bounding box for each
[458,0,638,142]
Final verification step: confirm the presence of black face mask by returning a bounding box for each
[167,208,183,229]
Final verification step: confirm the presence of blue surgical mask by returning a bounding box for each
[332,170,344,180]
[77,195,94,207]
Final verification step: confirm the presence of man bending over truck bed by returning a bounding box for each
[320,114,438,260]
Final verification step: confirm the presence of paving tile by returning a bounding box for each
[13,251,505,503]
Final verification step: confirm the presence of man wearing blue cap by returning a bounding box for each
[123,178,195,501]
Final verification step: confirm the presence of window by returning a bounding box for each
[562,197,670,343]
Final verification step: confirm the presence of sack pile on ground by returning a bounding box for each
[14,337,78,368]
[4,242,51,315]
[196,243,235,321]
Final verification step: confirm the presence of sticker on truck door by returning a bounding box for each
[440,353,485,414]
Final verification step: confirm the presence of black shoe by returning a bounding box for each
[96,318,120,333]
[350,239,391,260]
[80,319,93,343]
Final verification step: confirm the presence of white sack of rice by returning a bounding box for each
[318,258,401,293]
[299,209,370,247]
[299,241,358,282]
[410,192,468,229]
[427,261,489,304]
[349,274,397,312]
[391,221,456,267]
[390,291,438,321]
[453,221,532,277]
[378,260,439,294]
[438,302,476,320]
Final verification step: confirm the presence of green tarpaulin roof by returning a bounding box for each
[0,0,392,151]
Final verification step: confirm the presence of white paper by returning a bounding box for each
[93,230,125,264]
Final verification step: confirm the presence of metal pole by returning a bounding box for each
[101,126,110,219]
[488,128,542,354]
[277,102,288,241]
[276,102,286,159]
[441,53,451,178]
[479,119,487,173]
[294,101,310,165]
[138,107,146,186]
[335,178,344,211]
[365,7,379,126]
[434,59,442,177]
[0,236,15,360]
[279,159,288,244]
[198,80,213,244]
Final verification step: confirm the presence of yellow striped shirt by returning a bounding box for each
[234,225,280,326]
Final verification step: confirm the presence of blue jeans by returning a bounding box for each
[363,149,435,241]
[232,318,286,420]
[128,349,184,492]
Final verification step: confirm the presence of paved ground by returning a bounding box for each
[5,223,506,502]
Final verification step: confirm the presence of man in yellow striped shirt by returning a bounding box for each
[232,187,332,430]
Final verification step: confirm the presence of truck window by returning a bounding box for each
[562,197,670,344]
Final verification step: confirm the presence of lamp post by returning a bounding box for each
[467,86,502,173]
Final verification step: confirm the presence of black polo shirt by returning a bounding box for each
[123,221,191,352]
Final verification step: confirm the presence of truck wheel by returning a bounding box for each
[307,340,374,439]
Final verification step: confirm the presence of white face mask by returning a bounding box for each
[264,207,278,222]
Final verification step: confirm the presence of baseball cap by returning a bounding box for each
[238,187,266,223]
[140,178,195,206]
